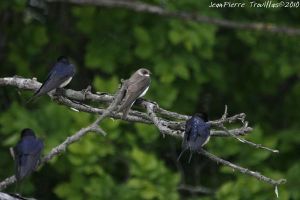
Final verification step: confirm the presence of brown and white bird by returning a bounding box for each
[118,68,151,119]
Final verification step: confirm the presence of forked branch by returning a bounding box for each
[0,76,285,194]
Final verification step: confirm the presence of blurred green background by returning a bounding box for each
[1,0,300,199]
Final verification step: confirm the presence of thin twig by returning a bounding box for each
[218,125,279,153]
[145,103,179,136]
[199,149,286,186]
[94,80,128,125]
[217,106,279,153]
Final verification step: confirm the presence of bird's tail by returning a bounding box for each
[177,147,188,162]
[14,179,22,195]
[177,148,194,163]
[25,96,37,105]
[25,91,40,104]
[188,152,193,163]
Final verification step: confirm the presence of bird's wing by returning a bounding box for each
[26,69,54,104]
[184,122,210,151]
[13,146,21,180]
[32,63,74,97]
[194,124,210,147]
[36,72,70,95]
[182,118,193,148]
[32,70,57,96]
[118,77,150,112]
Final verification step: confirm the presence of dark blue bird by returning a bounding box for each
[13,128,44,181]
[178,113,210,163]
[27,56,75,103]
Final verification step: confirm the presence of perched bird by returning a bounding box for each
[13,128,44,181]
[178,113,210,163]
[117,68,151,119]
[27,56,75,103]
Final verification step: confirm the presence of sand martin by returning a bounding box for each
[118,68,151,119]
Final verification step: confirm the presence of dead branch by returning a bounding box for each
[199,149,286,186]
[0,76,285,192]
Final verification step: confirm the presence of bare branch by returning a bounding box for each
[0,77,251,137]
[211,127,253,137]
[199,149,286,186]
[216,106,279,153]
[209,105,247,126]
[0,76,285,191]
[0,192,37,200]
[94,80,128,125]
[46,0,300,36]
[0,177,16,192]
[218,125,279,153]
[141,100,188,121]
[145,103,180,136]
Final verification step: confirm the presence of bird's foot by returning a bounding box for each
[82,85,92,97]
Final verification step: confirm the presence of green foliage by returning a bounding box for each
[0,1,300,199]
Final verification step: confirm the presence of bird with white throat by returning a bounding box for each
[117,68,151,119]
